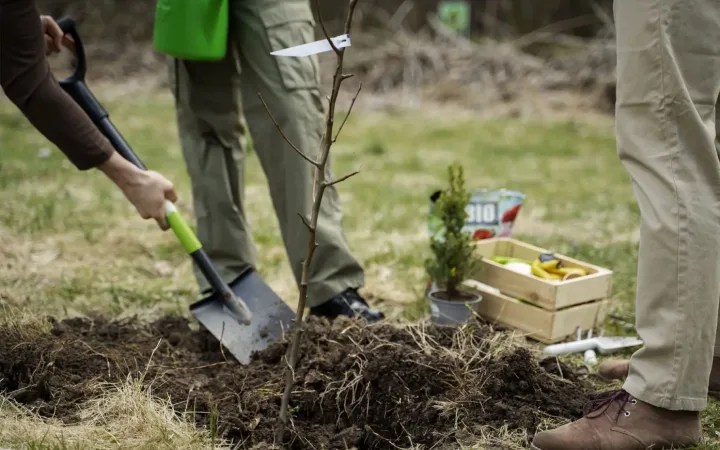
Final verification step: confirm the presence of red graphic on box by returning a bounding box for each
[472,229,495,240]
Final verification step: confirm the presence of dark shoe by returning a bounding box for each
[530,390,701,450]
[309,288,384,323]
[598,358,720,395]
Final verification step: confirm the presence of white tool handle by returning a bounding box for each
[544,338,597,356]
[584,349,598,365]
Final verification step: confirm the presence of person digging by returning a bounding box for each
[166,0,383,323]
[531,1,720,449]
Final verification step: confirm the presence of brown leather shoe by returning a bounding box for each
[530,390,701,450]
[598,357,720,395]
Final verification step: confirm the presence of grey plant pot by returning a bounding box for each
[428,289,482,326]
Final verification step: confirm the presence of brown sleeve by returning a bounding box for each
[0,0,115,170]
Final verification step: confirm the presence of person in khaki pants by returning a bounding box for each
[531,1,720,449]
[167,0,383,322]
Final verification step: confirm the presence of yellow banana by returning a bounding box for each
[536,252,588,278]
[531,260,562,280]
[539,259,561,271]
[546,266,588,277]
[537,253,561,270]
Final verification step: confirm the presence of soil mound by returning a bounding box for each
[0,315,591,448]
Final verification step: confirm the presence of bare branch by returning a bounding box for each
[344,0,360,35]
[313,0,340,54]
[296,212,314,232]
[333,83,362,143]
[341,74,354,81]
[324,169,360,187]
[257,92,319,167]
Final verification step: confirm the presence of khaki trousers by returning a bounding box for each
[616,0,720,411]
[167,0,364,307]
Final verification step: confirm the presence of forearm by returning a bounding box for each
[0,0,115,170]
[96,151,145,188]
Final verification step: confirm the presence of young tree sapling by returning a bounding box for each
[425,163,479,301]
[257,0,363,442]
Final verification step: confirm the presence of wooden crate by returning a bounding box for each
[471,237,613,311]
[463,280,609,344]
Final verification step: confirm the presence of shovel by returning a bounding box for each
[543,336,644,357]
[54,17,296,364]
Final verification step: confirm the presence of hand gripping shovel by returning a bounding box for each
[55,17,296,364]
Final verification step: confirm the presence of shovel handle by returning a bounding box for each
[543,339,596,356]
[56,17,146,169]
[53,16,252,325]
[55,17,86,82]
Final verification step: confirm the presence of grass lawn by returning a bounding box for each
[0,85,718,449]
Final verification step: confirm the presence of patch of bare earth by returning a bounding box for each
[0,314,594,448]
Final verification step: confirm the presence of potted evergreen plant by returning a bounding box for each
[425,163,482,325]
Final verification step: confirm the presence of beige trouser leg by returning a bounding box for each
[168,0,364,307]
[616,0,720,411]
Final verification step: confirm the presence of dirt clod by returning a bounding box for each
[0,315,592,448]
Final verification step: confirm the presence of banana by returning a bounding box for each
[539,259,561,271]
[536,252,588,278]
[548,267,588,277]
[537,253,561,271]
[497,251,588,281]
[531,260,562,280]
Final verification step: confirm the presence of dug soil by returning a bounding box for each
[0,315,593,448]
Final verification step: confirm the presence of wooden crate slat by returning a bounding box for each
[463,279,609,344]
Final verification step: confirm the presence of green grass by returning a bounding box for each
[0,86,718,448]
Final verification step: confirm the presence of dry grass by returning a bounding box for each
[0,307,52,342]
[302,319,551,449]
[0,377,230,450]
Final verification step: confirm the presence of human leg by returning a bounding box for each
[167,48,258,292]
[229,0,381,320]
[532,0,720,447]
[617,0,720,413]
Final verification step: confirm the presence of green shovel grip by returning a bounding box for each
[164,201,202,254]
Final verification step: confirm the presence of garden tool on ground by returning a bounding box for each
[543,335,643,357]
[54,17,296,364]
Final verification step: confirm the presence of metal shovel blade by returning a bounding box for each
[190,269,296,364]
